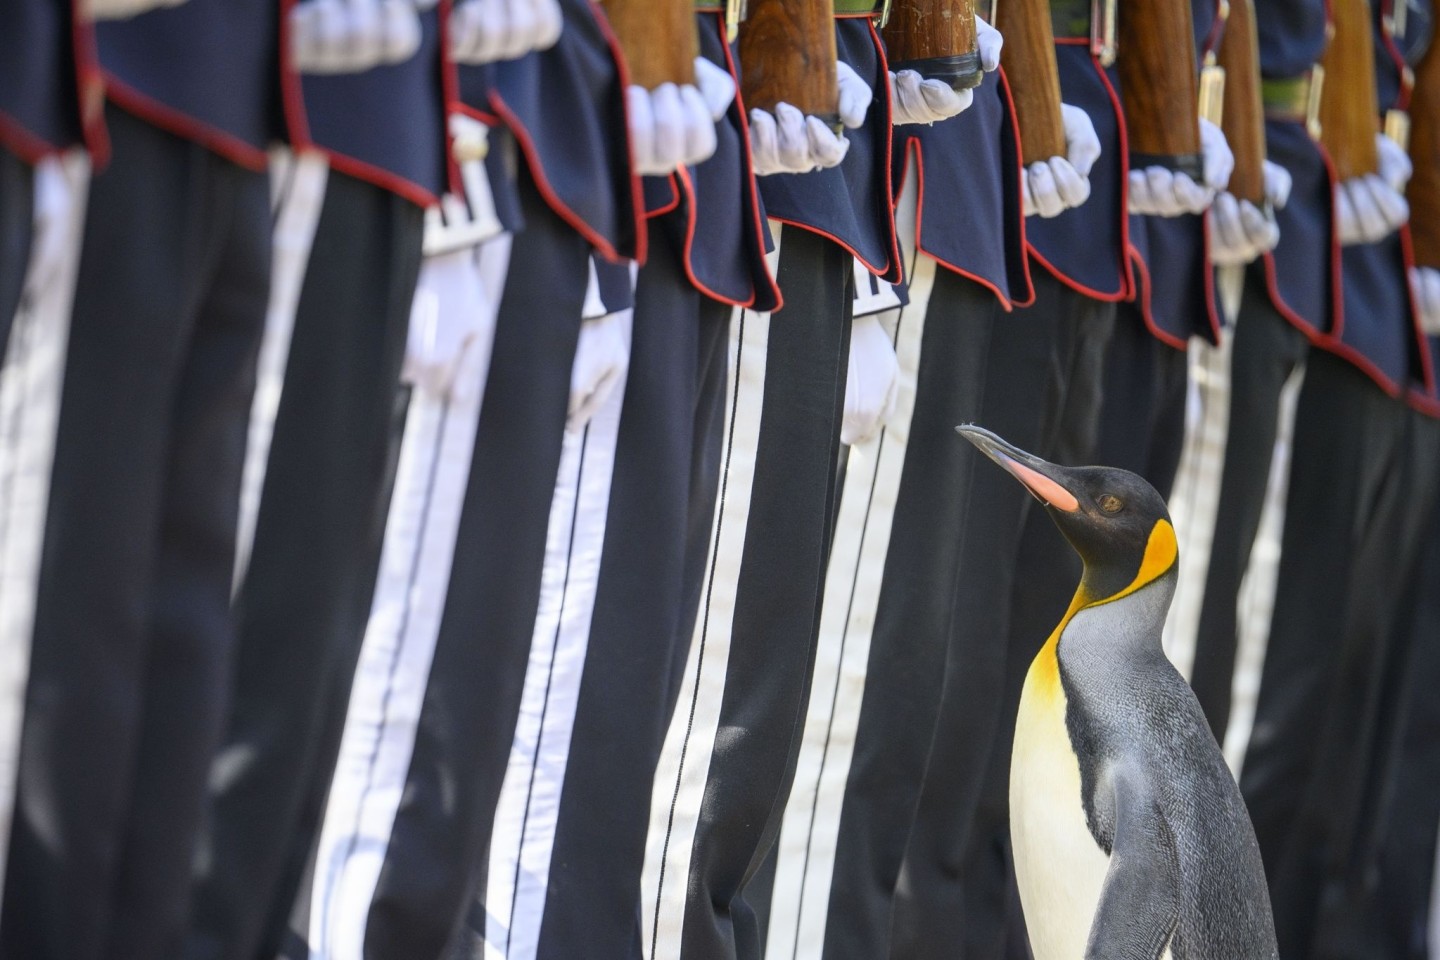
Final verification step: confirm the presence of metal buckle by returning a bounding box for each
[1385,108,1412,152]
[1306,64,1325,140]
[725,0,745,42]
[1091,0,1116,66]
[879,0,893,28]
[1199,60,1227,126]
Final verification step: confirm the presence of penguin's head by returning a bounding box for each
[956,425,1178,603]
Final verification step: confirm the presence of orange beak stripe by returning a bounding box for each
[996,453,1080,513]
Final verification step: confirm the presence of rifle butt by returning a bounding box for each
[992,0,1066,162]
[882,0,983,91]
[601,0,699,89]
[1117,0,1202,173]
[1409,28,1440,267]
[1318,0,1380,180]
[739,0,841,125]
[1217,0,1266,204]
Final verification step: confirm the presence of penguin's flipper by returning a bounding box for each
[1084,776,1182,960]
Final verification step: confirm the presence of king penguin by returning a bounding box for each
[956,425,1278,960]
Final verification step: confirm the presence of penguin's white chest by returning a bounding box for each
[1009,648,1112,960]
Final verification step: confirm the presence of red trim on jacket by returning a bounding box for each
[716,12,783,311]
[72,0,110,165]
[102,72,270,171]
[587,0,646,264]
[1125,248,1190,350]
[278,0,312,152]
[0,113,60,165]
[896,135,1021,312]
[1026,37,1132,302]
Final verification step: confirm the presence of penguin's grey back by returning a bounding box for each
[1058,577,1279,960]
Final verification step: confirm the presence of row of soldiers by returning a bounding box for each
[1,0,1438,958]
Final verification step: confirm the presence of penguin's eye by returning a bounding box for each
[1098,494,1124,514]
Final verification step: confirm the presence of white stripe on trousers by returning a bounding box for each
[765,171,928,960]
[0,150,90,885]
[232,149,330,592]
[483,303,631,960]
[1157,261,1305,776]
[308,234,511,960]
[639,225,781,960]
[1224,363,1304,774]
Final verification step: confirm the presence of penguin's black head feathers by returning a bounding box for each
[956,425,1177,602]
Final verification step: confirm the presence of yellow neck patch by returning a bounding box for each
[1024,519,1178,702]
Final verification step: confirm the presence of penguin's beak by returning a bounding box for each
[955,425,1081,513]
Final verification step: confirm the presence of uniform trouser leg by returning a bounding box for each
[0,108,269,960]
[1189,271,1310,740]
[356,177,587,960]
[0,148,33,354]
[641,226,851,960]
[888,275,1114,960]
[892,279,1117,960]
[761,261,994,960]
[1237,351,1412,957]
[814,273,996,960]
[1094,305,1189,498]
[1307,411,1440,960]
[183,172,423,960]
[529,221,728,960]
[1337,493,1440,960]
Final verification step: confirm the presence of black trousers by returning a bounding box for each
[891,273,1115,960]
[183,171,423,960]
[528,220,729,960]
[643,225,852,960]
[0,147,33,355]
[778,269,997,960]
[352,175,588,960]
[1094,303,1189,497]
[1,107,270,960]
[1189,268,1311,740]
[1239,351,1437,959]
[1331,486,1440,960]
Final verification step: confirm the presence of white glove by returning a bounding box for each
[628,80,720,175]
[976,14,1003,71]
[291,0,423,74]
[695,56,737,121]
[1023,103,1099,217]
[1128,117,1232,216]
[1210,160,1291,266]
[841,314,900,446]
[889,69,972,125]
[449,0,563,64]
[83,0,186,20]
[1334,134,1413,245]
[750,60,871,175]
[1411,266,1440,336]
[404,245,492,400]
[1378,131,1414,194]
[889,13,1000,125]
[569,263,632,431]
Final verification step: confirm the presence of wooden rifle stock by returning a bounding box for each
[739,0,840,124]
[1217,0,1266,204]
[992,0,1065,162]
[1116,0,1201,172]
[1317,0,1380,179]
[1409,33,1440,266]
[882,0,983,90]
[601,0,699,89]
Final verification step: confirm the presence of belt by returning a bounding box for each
[833,0,882,14]
[1262,68,1324,139]
[1046,0,1116,65]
